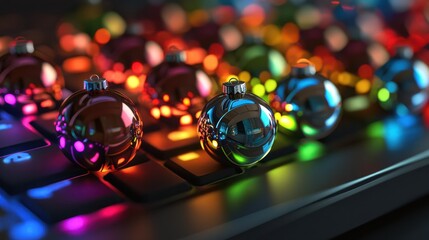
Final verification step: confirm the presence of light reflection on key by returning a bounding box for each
[27,180,72,199]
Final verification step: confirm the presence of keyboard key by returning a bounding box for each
[165,149,243,185]
[0,146,87,195]
[30,112,58,142]
[20,175,123,223]
[141,125,200,159]
[0,120,47,157]
[105,160,192,202]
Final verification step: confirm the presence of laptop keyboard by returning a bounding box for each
[1,104,429,239]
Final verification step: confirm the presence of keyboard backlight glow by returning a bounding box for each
[167,129,197,141]
[177,152,200,161]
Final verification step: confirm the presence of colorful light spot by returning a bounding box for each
[3,152,32,164]
[90,152,99,163]
[10,220,46,240]
[212,140,219,148]
[160,106,171,117]
[151,108,161,119]
[264,79,277,93]
[355,79,371,94]
[4,94,16,105]
[60,216,87,234]
[298,141,325,162]
[252,84,266,97]
[203,54,218,72]
[180,114,193,125]
[22,103,38,115]
[285,104,294,112]
[74,141,85,152]
[279,115,297,131]
[126,75,140,90]
[177,152,200,161]
[94,28,111,45]
[167,129,197,141]
[378,88,390,102]
[27,180,71,199]
[302,124,319,136]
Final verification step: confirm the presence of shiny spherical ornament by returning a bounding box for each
[0,38,64,115]
[143,50,214,126]
[55,75,143,171]
[374,45,429,115]
[270,62,342,139]
[197,78,277,167]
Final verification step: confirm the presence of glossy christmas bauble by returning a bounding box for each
[271,62,342,139]
[55,75,143,171]
[374,45,429,115]
[197,78,276,167]
[0,38,64,115]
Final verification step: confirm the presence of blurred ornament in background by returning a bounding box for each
[0,38,64,116]
[373,45,429,115]
[225,38,287,81]
[142,48,215,127]
[197,77,276,167]
[55,75,143,172]
[270,60,342,139]
[94,34,164,91]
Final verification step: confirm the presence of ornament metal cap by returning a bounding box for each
[84,74,108,91]
[165,49,186,63]
[223,78,246,99]
[292,61,316,76]
[9,37,34,55]
[394,45,413,59]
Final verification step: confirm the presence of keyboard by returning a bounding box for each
[2,93,429,239]
[2,1,429,239]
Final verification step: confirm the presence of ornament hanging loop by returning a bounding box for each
[223,76,246,100]
[84,74,108,91]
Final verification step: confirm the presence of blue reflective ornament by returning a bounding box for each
[374,45,429,115]
[270,62,342,139]
[197,78,276,167]
[55,75,143,171]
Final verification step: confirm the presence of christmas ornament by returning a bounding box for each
[0,38,64,116]
[94,34,164,90]
[197,78,276,167]
[226,41,287,79]
[143,49,214,126]
[270,61,342,139]
[373,45,429,115]
[55,75,143,171]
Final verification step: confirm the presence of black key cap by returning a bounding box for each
[165,149,243,185]
[0,120,47,156]
[141,125,200,159]
[0,146,87,195]
[30,112,58,142]
[105,160,192,202]
[20,175,123,223]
